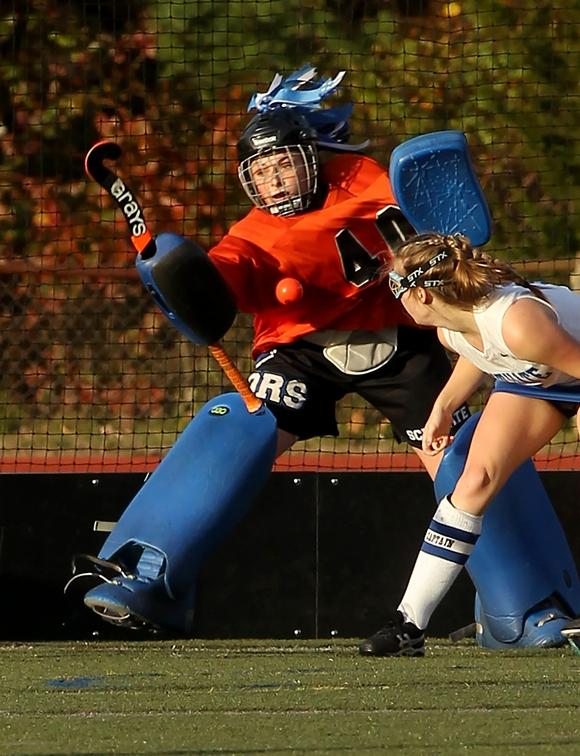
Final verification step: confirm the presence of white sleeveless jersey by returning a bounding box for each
[442,283,580,388]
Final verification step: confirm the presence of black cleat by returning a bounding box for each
[359,612,425,657]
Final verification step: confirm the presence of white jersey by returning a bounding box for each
[442,283,580,388]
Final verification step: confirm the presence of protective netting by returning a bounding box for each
[0,0,578,472]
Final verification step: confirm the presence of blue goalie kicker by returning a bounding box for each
[73,64,580,652]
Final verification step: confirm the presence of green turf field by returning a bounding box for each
[1,638,579,755]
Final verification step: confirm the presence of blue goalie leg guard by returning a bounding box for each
[83,392,277,633]
[435,413,580,649]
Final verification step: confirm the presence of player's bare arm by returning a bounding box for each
[422,352,486,454]
[502,298,580,380]
[436,329,487,408]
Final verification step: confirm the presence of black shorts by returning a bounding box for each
[248,326,470,449]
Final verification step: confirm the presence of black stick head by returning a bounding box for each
[84,140,154,255]
[85,141,123,187]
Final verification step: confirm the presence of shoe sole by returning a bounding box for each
[85,595,160,631]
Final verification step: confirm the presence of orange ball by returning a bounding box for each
[276,277,303,305]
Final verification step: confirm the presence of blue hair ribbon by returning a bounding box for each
[247,64,369,152]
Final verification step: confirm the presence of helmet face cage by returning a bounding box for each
[238,144,319,216]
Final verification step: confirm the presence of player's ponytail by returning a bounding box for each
[391,233,546,307]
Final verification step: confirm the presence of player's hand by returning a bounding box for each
[423,434,453,455]
[422,404,454,455]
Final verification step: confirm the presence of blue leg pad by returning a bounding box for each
[435,413,580,648]
[84,392,277,632]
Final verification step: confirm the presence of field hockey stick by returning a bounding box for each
[84,141,262,413]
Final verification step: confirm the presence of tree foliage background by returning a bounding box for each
[0,0,578,466]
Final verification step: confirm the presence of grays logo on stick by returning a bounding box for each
[110,178,147,237]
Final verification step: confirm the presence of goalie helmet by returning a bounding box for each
[237,108,319,217]
[237,65,370,216]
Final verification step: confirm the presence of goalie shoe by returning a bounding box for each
[474,594,571,650]
[67,552,194,633]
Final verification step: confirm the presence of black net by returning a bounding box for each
[0,0,578,471]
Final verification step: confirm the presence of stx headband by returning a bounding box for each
[388,250,450,300]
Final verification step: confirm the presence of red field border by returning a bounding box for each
[0,450,578,474]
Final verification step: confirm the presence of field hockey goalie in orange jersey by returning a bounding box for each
[79,66,471,641]
[207,65,470,477]
[210,147,414,356]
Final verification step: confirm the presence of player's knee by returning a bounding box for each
[454,461,496,504]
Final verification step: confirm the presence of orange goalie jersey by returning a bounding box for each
[209,153,414,357]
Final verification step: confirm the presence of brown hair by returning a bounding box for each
[384,232,545,307]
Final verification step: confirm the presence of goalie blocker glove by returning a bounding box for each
[137,232,237,345]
